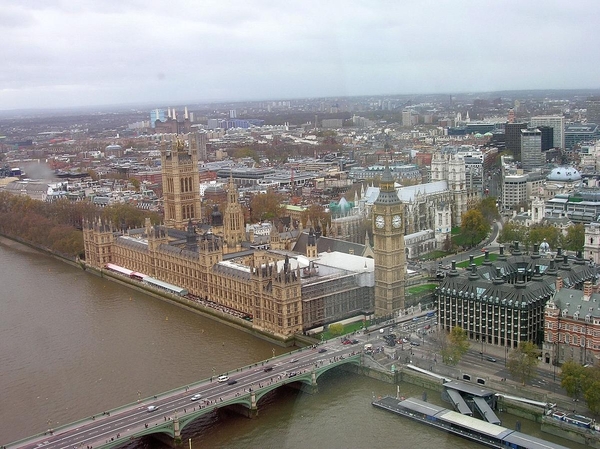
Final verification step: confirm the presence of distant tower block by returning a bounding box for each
[161,136,202,230]
[507,108,515,124]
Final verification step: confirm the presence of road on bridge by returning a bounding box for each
[6,339,365,449]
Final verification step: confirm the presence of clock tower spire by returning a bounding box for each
[372,164,406,316]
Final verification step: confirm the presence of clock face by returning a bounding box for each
[392,215,401,228]
[375,215,385,228]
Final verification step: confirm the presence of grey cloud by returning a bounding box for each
[1,0,600,110]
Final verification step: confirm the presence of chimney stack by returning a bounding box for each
[555,276,563,291]
[583,281,593,300]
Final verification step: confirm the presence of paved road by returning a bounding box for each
[8,341,364,449]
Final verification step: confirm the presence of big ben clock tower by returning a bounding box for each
[373,164,406,316]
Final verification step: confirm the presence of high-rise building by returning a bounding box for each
[520,128,543,171]
[585,97,600,125]
[192,131,208,162]
[372,164,406,316]
[505,122,527,160]
[150,109,167,128]
[401,110,413,127]
[530,115,564,149]
[537,126,554,152]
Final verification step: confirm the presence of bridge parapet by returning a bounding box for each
[6,348,362,449]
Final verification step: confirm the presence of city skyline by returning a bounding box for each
[2,0,600,112]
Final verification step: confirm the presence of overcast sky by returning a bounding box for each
[2,0,599,111]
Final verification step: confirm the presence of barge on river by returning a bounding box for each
[373,396,569,449]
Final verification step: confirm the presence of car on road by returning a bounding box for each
[351,339,359,344]
[410,341,420,346]
[342,339,352,345]
[217,375,229,382]
[263,366,274,372]
[318,348,327,353]
[287,371,297,377]
[147,405,159,412]
[191,394,202,401]
[485,356,496,362]
[227,379,238,385]
[289,358,298,363]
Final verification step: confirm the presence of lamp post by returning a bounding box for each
[272,348,275,358]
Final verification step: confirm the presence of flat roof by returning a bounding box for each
[437,409,511,439]
[444,380,494,397]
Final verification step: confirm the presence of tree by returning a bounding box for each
[328,323,344,337]
[564,223,585,252]
[497,222,527,245]
[559,361,600,413]
[460,209,488,247]
[527,224,561,251]
[232,147,259,163]
[301,204,331,231]
[440,326,469,366]
[507,341,539,385]
[476,197,500,225]
[129,178,140,192]
[583,375,600,415]
[560,360,587,400]
[249,191,285,223]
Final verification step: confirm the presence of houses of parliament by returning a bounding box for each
[83,136,407,339]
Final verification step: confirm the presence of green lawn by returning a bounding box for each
[318,319,369,341]
[419,250,447,261]
[456,252,498,268]
[408,284,437,294]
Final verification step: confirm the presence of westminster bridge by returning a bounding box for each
[6,343,363,449]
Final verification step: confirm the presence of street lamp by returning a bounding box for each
[272,348,275,358]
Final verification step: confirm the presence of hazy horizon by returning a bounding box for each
[2,1,600,112]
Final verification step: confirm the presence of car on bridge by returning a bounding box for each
[147,405,160,412]
[191,394,202,401]
[318,348,327,353]
[228,379,238,385]
[217,375,229,382]
[264,365,274,372]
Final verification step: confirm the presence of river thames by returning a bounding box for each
[0,239,583,448]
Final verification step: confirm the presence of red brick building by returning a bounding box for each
[544,279,600,367]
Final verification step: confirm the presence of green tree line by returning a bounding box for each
[498,222,584,252]
[0,192,160,258]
